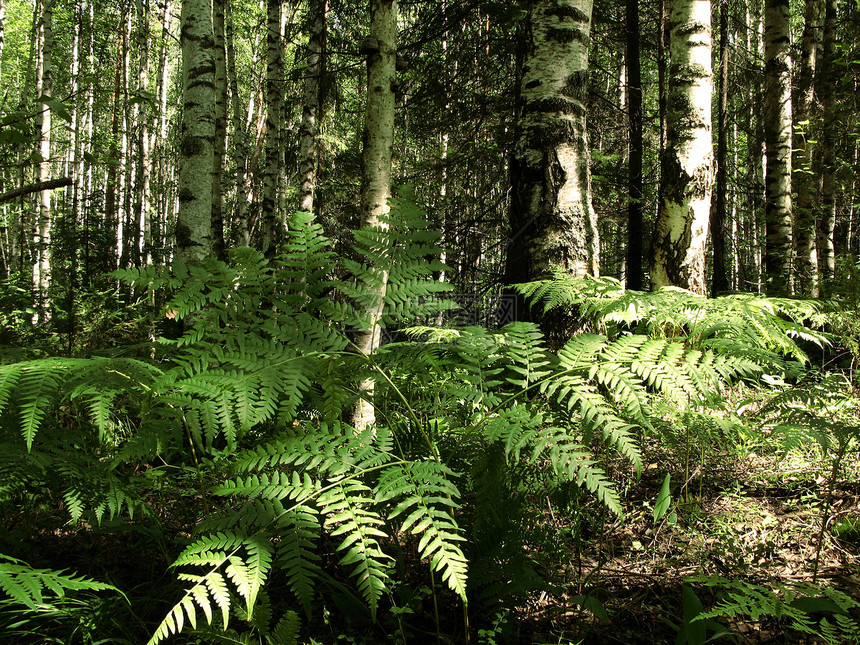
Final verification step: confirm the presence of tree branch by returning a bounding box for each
[0,177,74,203]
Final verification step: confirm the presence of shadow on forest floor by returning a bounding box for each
[523,449,860,644]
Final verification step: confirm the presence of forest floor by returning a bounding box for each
[525,447,860,644]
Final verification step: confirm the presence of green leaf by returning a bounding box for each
[40,99,73,123]
[653,473,672,522]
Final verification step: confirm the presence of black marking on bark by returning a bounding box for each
[674,21,709,38]
[181,135,207,158]
[524,96,585,117]
[547,27,588,45]
[563,70,588,100]
[545,5,589,22]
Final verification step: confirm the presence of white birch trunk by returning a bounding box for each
[350,0,397,432]
[296,0,326,215]
[35,0,53,311]
[504,0,599,341]
[650,0,713,295]
[176,0,215,265]
[133,0,151,268]
[763,0,793,295]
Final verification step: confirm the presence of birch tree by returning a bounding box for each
[793,0,821,295]
[504,0,599,321]
[650,0,713,295]
[35,0,53,311]
[296,0,327,215]
[130,0,151,269]
[176,0,216,265]
[350,0,397,431]
[258,0,284,258]
[763,0,793,295]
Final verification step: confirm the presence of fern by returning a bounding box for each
[514,271,828,374]
[0,554,123,610]
[147,531,274,644]
[688,575,860,644]
[319,479,391,619]
[376,460,468,599]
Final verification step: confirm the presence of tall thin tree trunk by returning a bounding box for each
[650,0,713,295]
[793,0,821,295]
[212,0,227,259]
[657,0,668,154]
[0,0,6,88]
[296,0,327,215]
[816,0,837,290]
[35,0,53,314]
[743,0,765,291]
[258,0,284,258]
[151,0,173,265]
[118,10,133,271]
[350,0,397,431]
[176,0,216,265]
[104,14,126,274]
[225,0,250,244]
[625,0,643,290]
[504,0,599,320]
[710,0,729,296]
[130,0,150,269]
[81,0,95,281]
[763,0,793,295]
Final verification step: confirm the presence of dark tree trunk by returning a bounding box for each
[625,0,643,291]
[710,0,729,296]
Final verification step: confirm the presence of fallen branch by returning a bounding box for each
[0,177,74,203]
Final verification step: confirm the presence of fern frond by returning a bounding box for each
[274,508,321,617]
[18,361,62,450]
[149,532,275,645]
[377,460,468,599]
[0,554,122,610]
[268,609,301,645]
[499,321,553,389]
[319,480,390,619]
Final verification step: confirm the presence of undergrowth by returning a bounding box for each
[0,202,855,643]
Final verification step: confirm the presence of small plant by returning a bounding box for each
[759,371,860,581]
[686,575,860,644]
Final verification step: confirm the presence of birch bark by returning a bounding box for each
[650,0,713,295]
[763,0,793,295]
[296,0,327,215]
[176,0,215,265]
[35,0,53,310]
[350,0,397,431]
[506,0,599,286]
